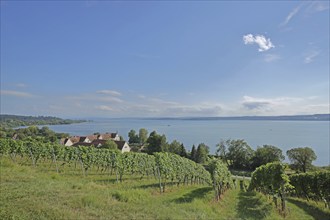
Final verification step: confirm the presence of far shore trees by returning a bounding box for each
[0,126,68,142]
[287,147,317,173]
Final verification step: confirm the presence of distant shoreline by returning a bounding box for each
[88,114,330,122]
[0,114,88,129]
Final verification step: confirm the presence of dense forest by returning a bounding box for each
[0,114,87,128]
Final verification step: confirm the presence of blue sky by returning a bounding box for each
[1,1,329,118]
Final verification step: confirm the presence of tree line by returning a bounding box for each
[128,128,211,164]
[0,125,69,142]
[0,114,86,128]
[128,128,320,173]
[217,139,319,173]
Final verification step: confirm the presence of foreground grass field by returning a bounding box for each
[1,158,329,219]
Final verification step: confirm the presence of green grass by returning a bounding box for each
[287,197,330,220]
[1,158,329,219]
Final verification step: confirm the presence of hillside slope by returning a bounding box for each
[1,158,329,220]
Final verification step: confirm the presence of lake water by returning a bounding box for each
[45,118,329,166]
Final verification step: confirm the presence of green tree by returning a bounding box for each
[167,140,182,154]
[23,126,39,137]
[179,144,188,158]
[216,139,229,165]
[128,129,139,144]
[190,145,197,161]
[139,128,148,144]
[39,127,57,142]
[102,140,118,150]
[146,131,167,154]
[39,126,52,136]
[195,143,209,164]
[286,147,317,173]
[251,145,285,170]
[226,139,254,170]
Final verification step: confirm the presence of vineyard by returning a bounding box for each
[0,138,220,194]
[1,138,330,219]
[250,162,330,215]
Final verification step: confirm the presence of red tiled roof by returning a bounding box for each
[99,133,118,140]
[87,135,98,141]
[69,136,80,144]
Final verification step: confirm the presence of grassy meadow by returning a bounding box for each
[0,158,329,220]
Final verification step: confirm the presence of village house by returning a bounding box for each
[60,136,80,146]
[60,132,130,153]
[72,139,130,153]
[60,132,119,146]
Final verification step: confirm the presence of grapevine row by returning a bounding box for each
[249,162,293,212]
[154,152,211,193]
[289,171,330,208]
[208,160,232,201]
[0,138,225,195]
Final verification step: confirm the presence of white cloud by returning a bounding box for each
[239,95,329,115]
[306,1,329,13]
[95,93,226,117]
[91,94,329,117]
[148,98,179,106]
[137,95,146,99]
[15,83,28,88]
[163,105,223,116]
[0,90,35,98]
[243,34,275,52]
[96,90,121,96]
[95,105,113,111]
[264,54,281,62]
[66,93,124,103]
[98,97,124,103]
[304,50,320,64]
[280,5,302,27]
[280,2,329,28]
[242,96,272,110]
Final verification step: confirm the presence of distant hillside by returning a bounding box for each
[0,114,87,128]
[151,114,330,121]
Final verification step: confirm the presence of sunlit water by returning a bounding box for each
[44,118,329,166]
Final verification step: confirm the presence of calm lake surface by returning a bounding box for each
[46,118,329,166]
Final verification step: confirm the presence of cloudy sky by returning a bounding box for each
[1,1,329,118]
